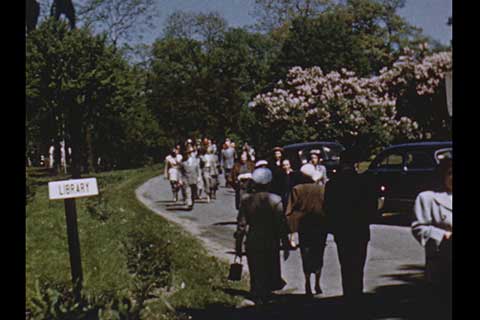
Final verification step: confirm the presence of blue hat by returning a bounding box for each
[252,168,272,185]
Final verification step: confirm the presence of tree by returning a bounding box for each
[250,47,451,158]
[252,0,332,32]
[76,0,158,47]
[26,0,41,33]
[51,0,76,29]
[147,28,277,147]
[27,19,164,171]
[163,10,228,51]
[270,0,429,81]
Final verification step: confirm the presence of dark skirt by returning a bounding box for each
[298,222,328,274]
[246,248,286,298]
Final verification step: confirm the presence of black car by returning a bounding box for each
[363,141,452,215]
[282,141,345,176]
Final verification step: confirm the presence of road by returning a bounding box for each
[136,174,448,319]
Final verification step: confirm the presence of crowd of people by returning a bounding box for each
[164,138,452,309]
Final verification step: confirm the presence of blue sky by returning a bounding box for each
[142,0,452,45]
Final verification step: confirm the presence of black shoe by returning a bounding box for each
[315,285,322,295]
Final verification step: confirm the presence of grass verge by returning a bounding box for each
[26,165,248,319]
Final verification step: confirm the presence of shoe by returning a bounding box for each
[315,285,322,295]
[206,196,211,203]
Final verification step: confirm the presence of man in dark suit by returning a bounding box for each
[324,150,377,304]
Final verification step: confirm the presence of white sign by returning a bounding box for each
[445,71,452,117]
[48,178,99,200]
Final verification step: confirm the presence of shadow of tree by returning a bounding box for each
[175,264,452,320]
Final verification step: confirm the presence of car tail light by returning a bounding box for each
[380,185,386,192]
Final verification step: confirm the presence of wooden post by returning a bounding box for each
[63,198,83,301]
[67,95,83,300]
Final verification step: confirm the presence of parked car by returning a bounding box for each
[363,141,452,216]
[282,141,345,176]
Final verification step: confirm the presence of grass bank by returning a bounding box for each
[26,165,248,319]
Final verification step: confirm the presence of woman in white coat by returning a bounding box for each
[411,158,452,298]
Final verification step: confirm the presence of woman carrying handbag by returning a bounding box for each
[233,168,291,305]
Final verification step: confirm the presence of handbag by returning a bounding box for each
[228,255,243,281]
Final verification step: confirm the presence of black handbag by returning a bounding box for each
[228,255,243,281]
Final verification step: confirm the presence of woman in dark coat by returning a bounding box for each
[234,168,291,305]
[269,146,285,196]
[285,164,327,296]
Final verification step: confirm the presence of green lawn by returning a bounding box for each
[26,165,248,320]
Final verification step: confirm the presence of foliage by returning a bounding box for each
[250,47,451,158]
[76,0,158,47]
[26,19,165,170]
[252,0,332,32]
[271,0,429,80]
[147,27,277,146]
[26,166,248,319]
[163,10,228,50]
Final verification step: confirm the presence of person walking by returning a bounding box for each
[269,147,285,196]
[279,159,299,210]
[285,163,327,296]
[323,150,377,304]
[200,146,220,202]
[309,149,328,186]
[230,151,255,210]
[179,146,201,210]
[234,168,291,305]
[221,139,236,188]
[164,147,182,202]
[411,157,452,307]
[243,142,256,162]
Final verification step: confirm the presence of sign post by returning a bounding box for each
[48,178,99,301]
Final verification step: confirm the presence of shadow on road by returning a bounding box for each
[374,213,414,227]
[165,206,195,211]
[155,200,177,204]
[175,264,451,320]
[212,221,238,226]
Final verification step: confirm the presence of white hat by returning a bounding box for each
[300,164,322,182]
[252,168,272,185]
[255,160,268,168]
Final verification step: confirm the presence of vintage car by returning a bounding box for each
[363,141,452,216]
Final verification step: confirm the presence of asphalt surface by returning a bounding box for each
[136,173,449,319]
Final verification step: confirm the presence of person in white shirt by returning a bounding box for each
[164,148,182,202]
[411,158,452,301]
[309,149,328,187]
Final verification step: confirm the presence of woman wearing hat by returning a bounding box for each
[230,151,255,210]
[234,168,291,305]
[164,147,183,202]
[285,163,328,296]
[309,149,328,187]
[269,147,286,196]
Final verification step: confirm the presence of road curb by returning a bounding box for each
[135,175,235,265]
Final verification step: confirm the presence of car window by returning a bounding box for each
[375,152,404,170]
[434,148,452,163]
[322,145,343,160]
[405,151,435,169]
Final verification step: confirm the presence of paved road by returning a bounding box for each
[136,174,446,319]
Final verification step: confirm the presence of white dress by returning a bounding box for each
[165,155,181,182]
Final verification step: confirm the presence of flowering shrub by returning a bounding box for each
[250,46,452,155]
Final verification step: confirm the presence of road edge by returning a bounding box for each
[135,175,235,265]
